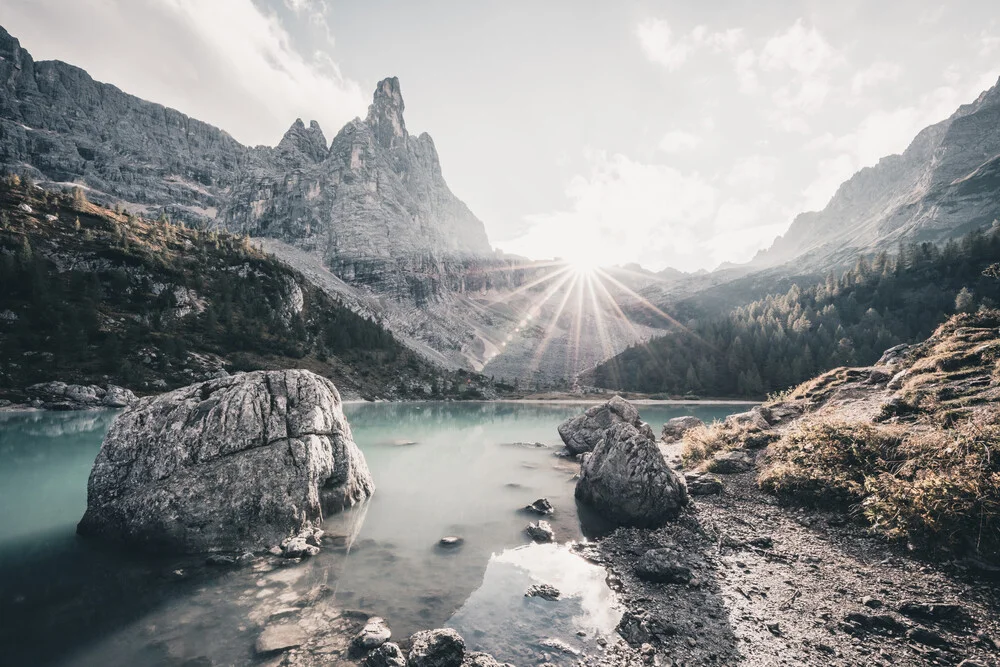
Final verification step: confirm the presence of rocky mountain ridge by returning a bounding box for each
[756,76,1000,269]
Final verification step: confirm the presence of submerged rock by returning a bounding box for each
[525,520,555,543]
[557,395,655,455]
[661,416,704,442]
[77,369,374,553]
[575,423,688,527]
[523,498,554,515]
[408,628,466,667]
[525,583,561,601]
[438,536,465,548]
[255,623,308,654]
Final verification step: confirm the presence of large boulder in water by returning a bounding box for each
[77,369,374,552]
[575,422,688,527]
[26,381,137,410]
[557,395,654,455]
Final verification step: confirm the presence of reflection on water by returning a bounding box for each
[448,543,621,665]
[0,401,745,665]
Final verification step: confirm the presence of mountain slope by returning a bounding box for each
[0,176,496,400]
[756,77,1000,268]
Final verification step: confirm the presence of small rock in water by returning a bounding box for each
[525,583,561,601]
[408,628,466,667]
[634,549,693,585]
[281,535,320,558]
[524,498,555,515]
[438,536,464,548]
[525,520,555,543]
[363,641,406,667]
[351,616,392,655]
[462,652,514,667]
[537,638,580,656]
[255,624,308,654]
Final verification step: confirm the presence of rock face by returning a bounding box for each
[754,75,1000,270]
[557,396,655,455]
[661,416,704,442]
[76,369,374,552]
[575,422,688,527]
[25,382,137,410]
[407,628,466,667]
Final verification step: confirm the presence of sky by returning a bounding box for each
[1,1,998,272]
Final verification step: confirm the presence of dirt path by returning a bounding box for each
[586,448,1000,667]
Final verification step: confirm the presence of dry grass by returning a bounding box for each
[682,421,779,466]
[759,412,1000,559]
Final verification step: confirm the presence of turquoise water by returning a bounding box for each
[0,401,745,666]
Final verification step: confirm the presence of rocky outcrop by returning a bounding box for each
[575,422,688,527]
[408,628,466,667]
[557,396,655,455]
[76,369,374,552]
[25,381,137,410]
[661,416,704,442]
[754,75,1000,270]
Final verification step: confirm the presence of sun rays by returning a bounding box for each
[469,257,713,386]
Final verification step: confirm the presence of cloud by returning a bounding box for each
[0,0,366,146]
[637,18,743,71]
[851,61,902,96]
[505,151,719,271]
[636,19,689,70]
[981,32,1000,57]
[757,20,842,75]
[725,155,780,189]
[658,130,702,153]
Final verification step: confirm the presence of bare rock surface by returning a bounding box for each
[408,628,466,667]
[557,396,655,455]
[25,381,137,410]
[661,415,704,442]
[575,422,688,527]
[77,369,374,552]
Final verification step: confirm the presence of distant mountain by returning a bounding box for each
[0,25,657,382]
[756,76,1000,269]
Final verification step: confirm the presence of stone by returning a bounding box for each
[723,408,771,430]
[77,369,374,553]
[438,536,464,548]
[633,549,693,584]
[461,652,514,667]
[525,521,554,543]
[205,554,236,566]
[408,628,466,667]
[862,596,883,609]
[281,536,320,559]
[351,616,392,654]
[683,471,724,496]
[525,583,560,601]
[255,624,308,654]
[24,381,137,410]
[575,422,688,528]
[707,449,755,474]
[363,642,406,667]
[878,344,912,367]
[524,498,554,515]
[557,396,655,455]
[897,601,964,621]
[660,416,704,442]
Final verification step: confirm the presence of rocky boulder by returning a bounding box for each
[707,449,755,474]
[26,381,137,410]
[557,396,654,455]
[363,642,406,667]
[661,416,704,442]
[575,422,688,527]
[76,369,374,552]
[408,628,466,667]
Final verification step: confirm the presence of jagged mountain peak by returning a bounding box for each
[277,117,328,162]
[366,76,407,149]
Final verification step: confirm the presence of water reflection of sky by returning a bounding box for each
[448,543,621,665]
